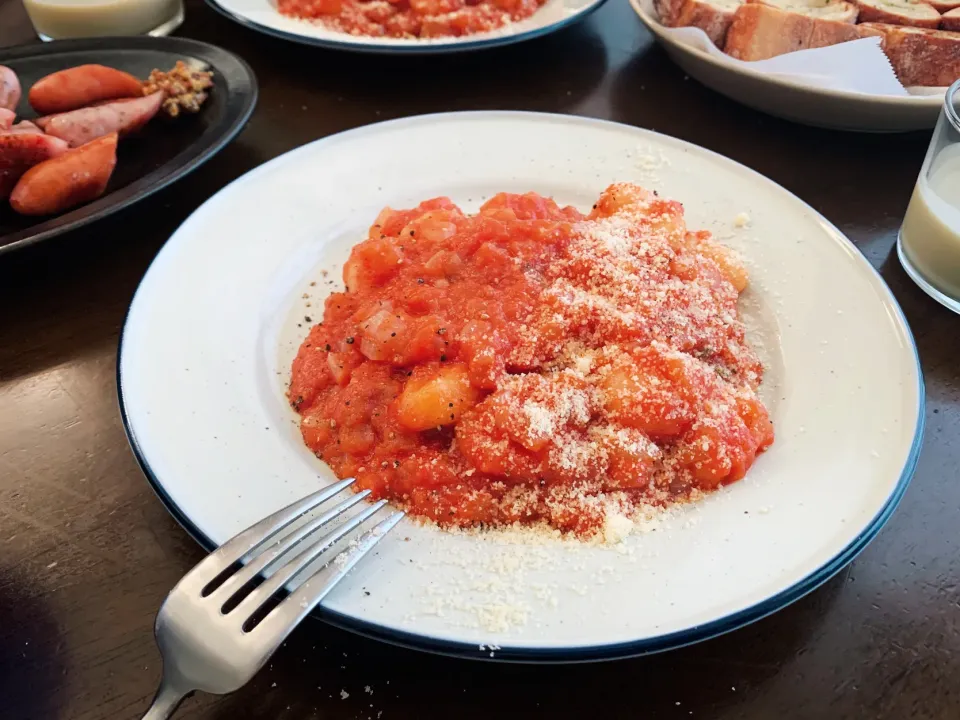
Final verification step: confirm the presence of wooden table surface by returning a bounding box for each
[1,1,958,718]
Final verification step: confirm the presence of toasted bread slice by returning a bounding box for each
[861,23,960,84]
[854,0,941,28]
[930,0,960,11]
[655,0,688,25]
[673,0,745,46]
[748,0,858,22]
[724,3,880,59]
[942,6,960,28]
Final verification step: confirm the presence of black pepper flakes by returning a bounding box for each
[440,354,447,362]
[304,316,312,322]
[325,344,331,351]
[345,337,355,344]
[417,278,425,284]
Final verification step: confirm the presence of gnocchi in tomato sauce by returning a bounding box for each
[277,0,547,39]
[289,184,773,537]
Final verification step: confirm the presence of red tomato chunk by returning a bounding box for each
[289,185,774,537]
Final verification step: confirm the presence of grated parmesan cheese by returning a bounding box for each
[292,183,772,547]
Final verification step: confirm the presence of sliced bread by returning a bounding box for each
[724,3,880,60]
[929,0,960,11]
[854,0,941,29]
[748,0,858,23]
[655,0,689,25]
[672,0,745,46]
[861,23,960,84]
[942,6,960,28]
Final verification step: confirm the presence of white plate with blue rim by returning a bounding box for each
[119,111,923,661]
[204,0,608,53]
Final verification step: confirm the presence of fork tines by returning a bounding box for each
[183,479,403,630]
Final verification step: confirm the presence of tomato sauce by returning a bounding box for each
[277,0,546,39]
[290,184,774,536]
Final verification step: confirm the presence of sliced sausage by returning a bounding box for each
[4,120,42,135]
[0,131,70,199]
[0,66,21,111]
[0,108,13,131]
[29,64,142,115]
[10,132,117,215]
[35,91,164,148]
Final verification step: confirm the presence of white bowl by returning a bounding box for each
[119,111,923,660]
[629,0,943,132]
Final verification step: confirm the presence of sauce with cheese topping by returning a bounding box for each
[278,0,546,39]
[289,184,773,536]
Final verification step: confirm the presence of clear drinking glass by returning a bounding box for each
[22,0,185,41]
[898,79,960,314]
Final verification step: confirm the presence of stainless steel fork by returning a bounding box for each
[141,479,403,719]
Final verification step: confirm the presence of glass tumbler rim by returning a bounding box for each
[945,79,960,134]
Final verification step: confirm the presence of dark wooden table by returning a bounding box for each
[1,1,957,718]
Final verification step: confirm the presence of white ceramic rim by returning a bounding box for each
[117,111,925,661]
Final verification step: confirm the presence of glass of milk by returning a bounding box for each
[899,80,960,314]
[22,0,184,40]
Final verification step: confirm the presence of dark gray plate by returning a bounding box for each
[0,35,257,255]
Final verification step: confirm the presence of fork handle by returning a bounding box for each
[141,677,191,720]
